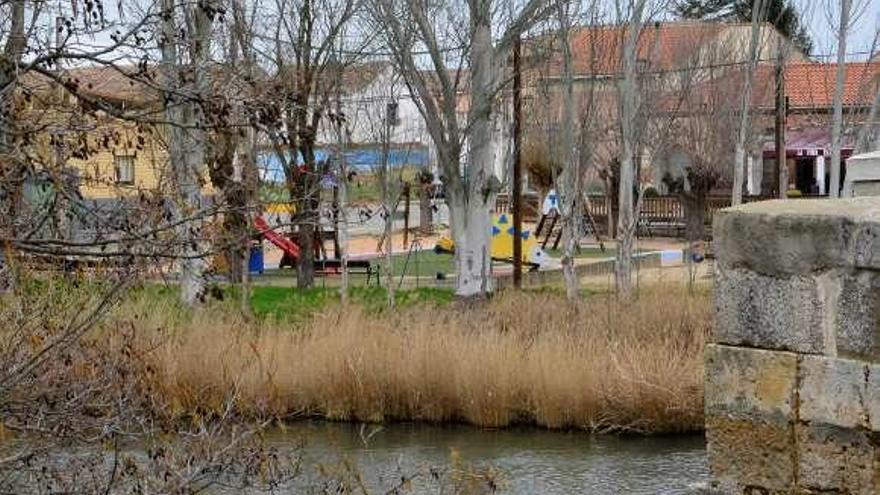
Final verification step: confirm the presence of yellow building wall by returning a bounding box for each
[19,91,213,200]
[71,125,214,199]
[71,127,170,199]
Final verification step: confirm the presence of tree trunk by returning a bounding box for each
[732,146,746,204]
[419,184,433,234]
[0,0,27,288]
[681,192,706,246]
[238,129,257,318]
[829,0,852,198]
[383,197,394,308]
[296,197,317,289]
[731,0,765,206]
[225,183,247,284]
[457,16,495,298]
[336,125,350,305]
[380,119,394,308]
[681,190,706,293]
[615,0,646,298]
[556,1,579,301]
[295,144,318,288]
[605,179,617,238]
[448,190,492,297]
[856,85,880,153]
[338,175,349,304]
[161,0,209,305]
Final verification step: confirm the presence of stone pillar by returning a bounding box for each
[708,198,880,495]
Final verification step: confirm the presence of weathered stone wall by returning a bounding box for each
[707,198,880,494]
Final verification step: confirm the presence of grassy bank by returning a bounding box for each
[118,287,710,434]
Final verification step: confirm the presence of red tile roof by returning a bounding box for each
[532,21,728,76]
[755,62,880,109]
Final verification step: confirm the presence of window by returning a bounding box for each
[114,155,135,185]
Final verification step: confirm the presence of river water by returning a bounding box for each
[270,422,708,494]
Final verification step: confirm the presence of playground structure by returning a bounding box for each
[533,190,605,251]
[434,214,554,269]
[252,215,376,282]
[250,174,440,283]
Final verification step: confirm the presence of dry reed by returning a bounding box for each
[123,289,710,434]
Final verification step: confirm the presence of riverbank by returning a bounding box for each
[117,287,710,434]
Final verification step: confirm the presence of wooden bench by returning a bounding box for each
[315,259,377,285]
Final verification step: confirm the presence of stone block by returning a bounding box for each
[713,268,831,354]
[835,271,880,361]
[798,354,868,429]
[705,344,797,421]
[713,197,880,276]
[795,424,878,494]
[853,218,880,271]
[865,363,880,431]
[706,417,795,492]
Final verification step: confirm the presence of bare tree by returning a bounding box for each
[371,0,547,297]
[553,0,582,300]
[343,65,423,308]
[855,23,880,154]
[614,0,647,298]
[158,0,219,305]
[730,0,767,205]
[330,67,352,304]
[828,0,852,198]
[206,0,263,316]
[260,0,361,289]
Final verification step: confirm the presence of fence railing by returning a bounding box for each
[585,194,773,228]
[494,192,541,221]
[496,193,779,238]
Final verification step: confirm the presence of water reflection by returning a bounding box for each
[269,422,708,494]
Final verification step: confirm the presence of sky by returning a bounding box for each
[794,0,879,60]
[54,0,880,64]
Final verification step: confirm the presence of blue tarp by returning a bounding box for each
[259,147,430,182]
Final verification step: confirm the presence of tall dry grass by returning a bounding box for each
[122,289,710,434]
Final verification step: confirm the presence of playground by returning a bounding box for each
[240,186,693,291]
[246,210,686,290]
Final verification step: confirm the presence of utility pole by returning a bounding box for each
[775,36,787,199]
[382,99,395,308]
[512,38,523,289]
[335,88,349,304]
[402,181,410,249]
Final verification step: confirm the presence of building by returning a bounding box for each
[752,61,880,195]
[17,65,226,200]
[520,20,810,194]
[258,60,439,185]
[18,66,171,199]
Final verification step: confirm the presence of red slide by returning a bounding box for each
[254,216,301,260]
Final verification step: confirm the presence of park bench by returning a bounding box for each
[315,259,377,285]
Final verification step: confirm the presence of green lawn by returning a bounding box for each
[131,282,454,323]
[386,249,455,277]
[386,245,616,278]
[249,286,454,321]
[253,246,614,286]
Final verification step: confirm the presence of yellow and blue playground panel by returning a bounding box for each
[435,214,552,268]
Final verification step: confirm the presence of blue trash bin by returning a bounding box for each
[248,245,264,275]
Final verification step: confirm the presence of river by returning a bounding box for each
[270,422,708,494]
